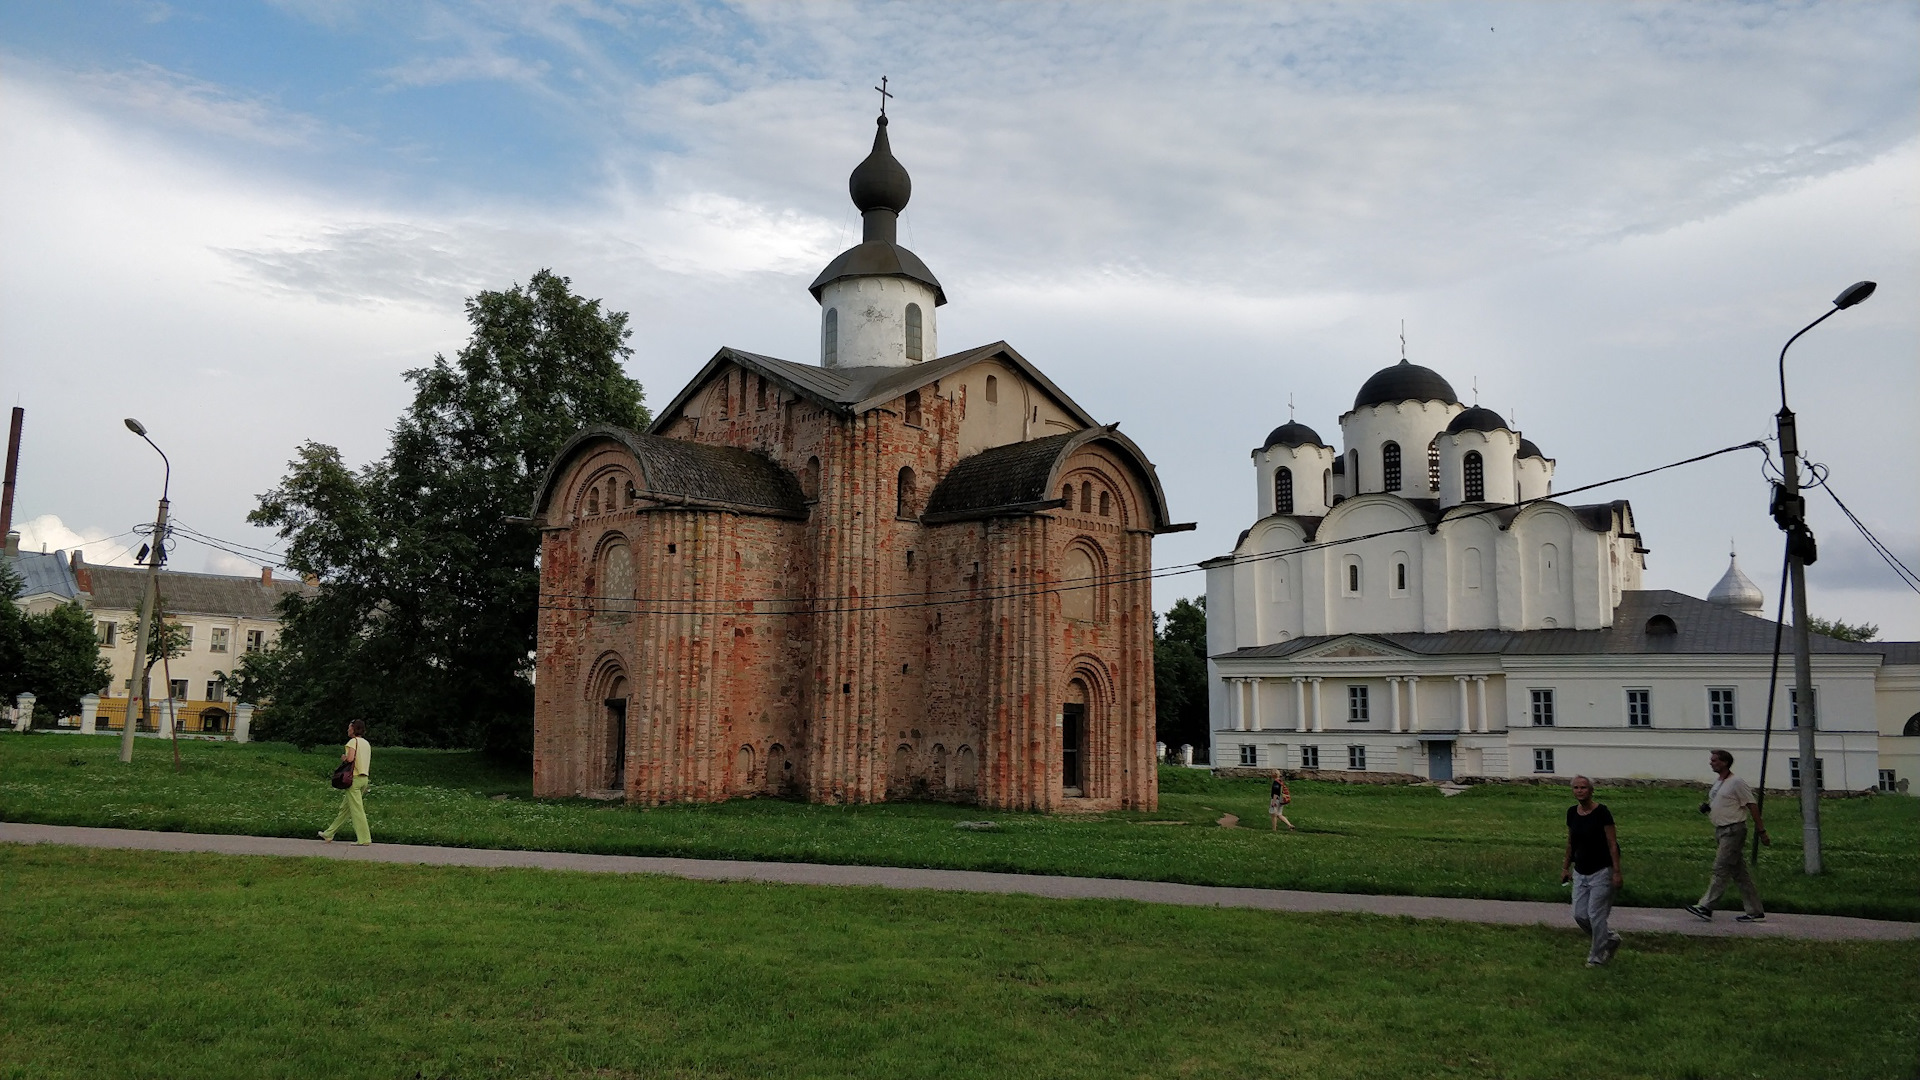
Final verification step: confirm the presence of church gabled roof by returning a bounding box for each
[531,426,807,521]
[921,425,1182,533]
[650,342,1100,434]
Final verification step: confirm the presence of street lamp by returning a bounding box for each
[117,418,171,764]
[1772,280,1874,874]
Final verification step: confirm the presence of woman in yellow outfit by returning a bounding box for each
[319,720,373,845]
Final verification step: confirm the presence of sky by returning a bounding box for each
[2,0,1916,637]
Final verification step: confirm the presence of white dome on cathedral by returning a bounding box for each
[1707,550,1765,613]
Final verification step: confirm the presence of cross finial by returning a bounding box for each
[874,75,893,117]
[1399,319,1406,360]
[1472,376,1479,405]
[1288,392,1296,421]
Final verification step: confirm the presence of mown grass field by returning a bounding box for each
[3,844,1916,1080]
[3,733,1915,919]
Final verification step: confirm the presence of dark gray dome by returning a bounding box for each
[1262,421,1328,450]
[1353,360,1459,410]
[1446,406,1510,435]
[849,116,910,214]
[1518,437,1545,460]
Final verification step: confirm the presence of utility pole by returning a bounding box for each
[1771,280,1875,874]
[119,419,171,764]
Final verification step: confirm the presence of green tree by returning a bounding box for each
[249,270,649,754]
[1154,596,1210,760]
[0,562,114,720]
[1806,616,1879,643]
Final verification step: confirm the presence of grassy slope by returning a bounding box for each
[3,733,1915,919]
[2,845,1916,1080]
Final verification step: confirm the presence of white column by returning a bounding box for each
[1293,677,1308,733]
[160,697,177,734]
[1226,678,1241,732]
[234,702,254,744]
[80,693,99,735]
[1388,677,1403,734]
[1249,679,1263,732]
[1406,676,1421,732]
[1474,676,1490,733]
[13,693,35,732]
[1310,677,1325,733]
[1455,676,1470,733]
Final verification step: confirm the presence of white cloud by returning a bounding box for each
[70,62,332,148]
[13,515,143,566]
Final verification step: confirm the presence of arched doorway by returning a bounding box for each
[594,667,630,794]
[1062,678,1090,797]
[200,707,229,735]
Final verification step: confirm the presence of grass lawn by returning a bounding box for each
[3,845,1916,1080]
[2,733,1916,920]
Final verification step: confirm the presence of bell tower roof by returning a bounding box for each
[809,112,946,305]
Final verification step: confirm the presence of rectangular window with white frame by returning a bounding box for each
[1347,745,1366,771]
[1534,748,1555,774]
[1239,744,1258,767]
[1790,757,1824,790]
[209,627,230,654]
[205,681,225,703]
[1790,687,1816,730]
[1530,689,1555,727]
[168,679,189,701]
[1348,685,1370,722]
[246,630,266,653]
[1709,688,1736,729]
[97,621,117,646]
[1626,688,1651,728]
[1879,769,1898,793]
[180,625,194,649]
[1300,745,1320,770]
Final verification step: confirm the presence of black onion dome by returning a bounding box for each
[849,115,911,214]
[1518,437,1546,459]
[1262,421,1329,450]
[1445,405,1511,435]
[1353,359,1459,410]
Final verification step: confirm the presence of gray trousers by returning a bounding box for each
[1571,868,1614,962]
[1699,820,1763,916]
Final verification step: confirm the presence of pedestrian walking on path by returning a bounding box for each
[1687,749,1767,923]
[1269,771,1295,832]
[319,720,373,846]
[1561,776,1622,966]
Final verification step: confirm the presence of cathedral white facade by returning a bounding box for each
[1204,359,1920,793]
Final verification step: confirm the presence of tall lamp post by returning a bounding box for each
[118,418,170,765]
[1773,280,1875,874]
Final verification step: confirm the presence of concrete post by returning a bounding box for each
[234,702,254,744]
[159,697,176,735]
[80,693,99,735]
[13,692,33,732]
[1179,744,1193,766]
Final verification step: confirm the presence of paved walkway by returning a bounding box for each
[5,822,1914,942]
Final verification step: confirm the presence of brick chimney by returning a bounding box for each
[261,566,273,586]
[70,549,91,593]
[3,530,17,558]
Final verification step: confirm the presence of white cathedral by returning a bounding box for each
[1204,358,1919,792]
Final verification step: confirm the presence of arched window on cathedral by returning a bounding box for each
[1062,484,1073,505]
[755,375,767,411]
[1275,467,1294,515]
[904,390,922,427]
[624,479,637,507]
[897,466,917,518]
[1080,481,1093,514]
[1427,438,1440,493]
[586,488,599,515]
[1098,490,1111,518]
[1348,449,1360,491]
[822,308,839,365]
[803,456,821,502]
[985,374,999,403]
[905,303,924,361]
[1062,543,1102,623]
[1382,442,1402,492]
[600,540,634,616]
[1323,468,1331,505]
[1464,451,1485,501]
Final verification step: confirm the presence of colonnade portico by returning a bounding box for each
[1219,671,1497,737]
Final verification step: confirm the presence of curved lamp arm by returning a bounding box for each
[123,417,170,501]
[1780,281,1877,410]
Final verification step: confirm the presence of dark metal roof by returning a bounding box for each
[1518,437,1547,460]
[1446,405,1510,435]
[86,565,312,618]
[651,342,1099,434]
[532,426,806,520]
[808,241,945,304]
[1216,590,1915,661]
[1262,421,1328,451]
[1353,360,1459,410]
[921,425,1179,532]
[4,549,81,603]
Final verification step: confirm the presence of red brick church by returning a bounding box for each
[530,109,1185,810]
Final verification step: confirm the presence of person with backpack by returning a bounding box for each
[1269,770,1295,831]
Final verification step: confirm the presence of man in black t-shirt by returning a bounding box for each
[1560,776,1623,967]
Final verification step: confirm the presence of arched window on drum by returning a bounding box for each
[1274,467,1294,515]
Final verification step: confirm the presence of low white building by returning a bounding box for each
[1204,359,1920,793]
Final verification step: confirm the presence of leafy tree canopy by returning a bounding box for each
[1154,596,1209,760]
[248,270,649,753]
[1806,616,1879,643]
[0,560,114,719]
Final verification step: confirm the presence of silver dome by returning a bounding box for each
[1707,551,1765,613]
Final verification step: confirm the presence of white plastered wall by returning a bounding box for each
[818,275,939,369]
[1337,401,1461,498]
